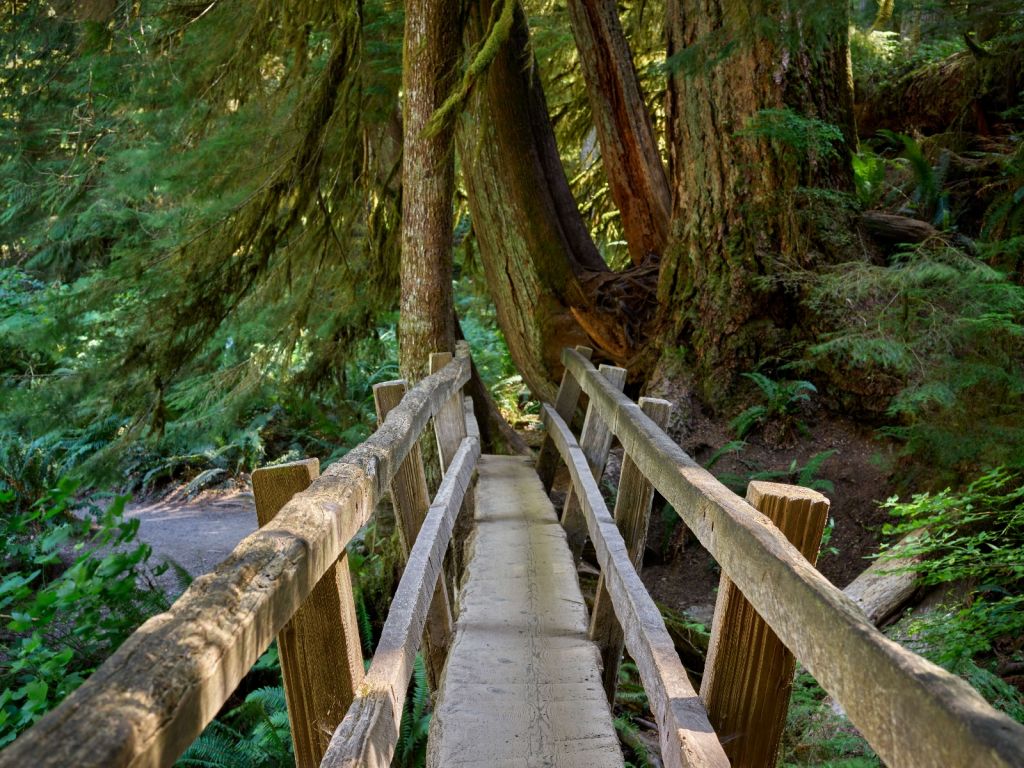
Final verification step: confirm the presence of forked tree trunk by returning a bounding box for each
[398,0,461,381]
[458,1,657,401]
[661,0,856,395]
[565,0,671,264]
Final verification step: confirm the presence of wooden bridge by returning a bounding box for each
[3,344,1023,768]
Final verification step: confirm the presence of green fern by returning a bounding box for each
[393,654,431,768]
[729,372,817,439]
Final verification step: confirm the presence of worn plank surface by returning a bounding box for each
[562,347,1024,768]
[321,436,479,768]
[252,459,364,768]
[427,454,622,768]
[561,364,626,560]
[536,345,593,491]
[701,481,829,768]
[543,406,729,768]
[0,353,471,768]
[589,397,671,703]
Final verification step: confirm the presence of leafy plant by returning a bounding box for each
[0,482,169,745]
[852,148,888,208]
[729,372,817,439]
[177,686,293,768]
[877,467,1024,675]
[393,654,431,768]
[736,108,846,168]
[716,451,837,496]
[878,130,950,227]
[780,671,879,766]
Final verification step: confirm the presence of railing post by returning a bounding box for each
[589,396,671,702]
[536,345,593,492]
[374,380,453,689]
[700,481,830,768]
[428,351,473,597]
[560,364,627,561]
[251,459,365,768]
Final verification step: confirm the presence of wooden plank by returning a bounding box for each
[701,481,829,767]
[589,397,671,703]
[426,454,623,768]
[0,353,471,768]
[251,459,364,768]
[561,363,627,561]
[561,347,1024,768]
[536,345,593,491]
[374,380,453,689]
[428,352,471,591]
[321,436,480,768]
[543,405,729,768]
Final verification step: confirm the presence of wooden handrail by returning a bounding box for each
[320,434,480,767]
[560,347,1024,768]
[0,348,472,768]
[542,404,728,768]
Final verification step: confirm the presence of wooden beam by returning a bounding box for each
[561,346,1024,768]
[561,363,627,561]
[589,397,671,703]
[374,380,453,689]
[700,481,829,767]
[542,405,729,768]
[0,354,471,768]
[251,459,365,768]
[536,345,593,491]
[321,436,480,768]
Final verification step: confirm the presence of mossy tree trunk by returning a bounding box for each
[565,0,671,265]
[458,1,657,401]
[660,0,857,396]
[398,0,461,382]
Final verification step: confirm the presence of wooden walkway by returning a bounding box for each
[427,455,622,767]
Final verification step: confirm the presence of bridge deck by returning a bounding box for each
[427,454,623,767]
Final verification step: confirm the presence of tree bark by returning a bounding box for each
[661,0,856,395]
[458,1,657,401]
[565,0,671,264]
[398,0,461,382]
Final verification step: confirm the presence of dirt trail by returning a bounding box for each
[124,487,257,592]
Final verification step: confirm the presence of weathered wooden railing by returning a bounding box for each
[0,345,479,768]
[538,346,1024,768]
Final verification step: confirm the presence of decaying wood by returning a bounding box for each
[843,530,924,626]
[0,353,471,768]
[562,347,1024,768]
[427,454,623,768]
[321,437,479,768]
[252,459,365,768]
[561,363,627,561]
[374,381,453,689]
[590,397,671,703]
[537,345,593,491]
[543,405,729,768]
[860,211,940,246]
[701,481,830,768]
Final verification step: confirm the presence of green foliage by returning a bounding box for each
[729,372,817,439]
[737,108,845,167]
[852,148,888,208]
[779,671,879,767]
[393,654,431,768]
[878,131,950,226]
[0,482,168,745]
[177,686,293,768]
[878,468,1024,675]
[805,246,1024,479]
[715,450,837,496]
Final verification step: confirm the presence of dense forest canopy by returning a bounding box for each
[2,0,1024,761]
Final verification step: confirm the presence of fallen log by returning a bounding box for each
[843,531,924,626]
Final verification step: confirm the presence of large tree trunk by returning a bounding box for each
[398,0,461,381]
[661,0,856,396]
[458,1,657,401]
[565,0,671,264]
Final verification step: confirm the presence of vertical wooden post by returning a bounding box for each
[560,364,627,561]
[536,345,593,492]
[589,397,671,702]
[428,351,472,597]
[700,481,830,768]
[373,380,453,689]
[251,459,365,768]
